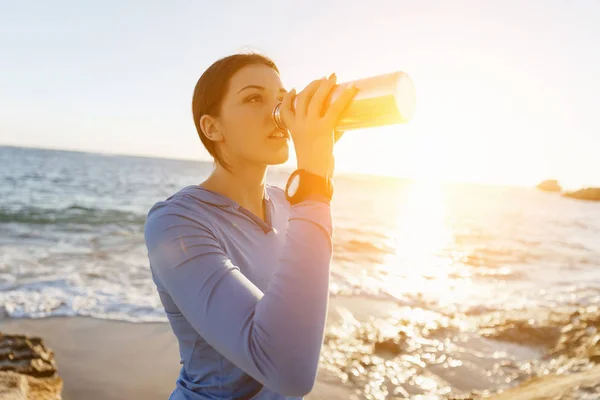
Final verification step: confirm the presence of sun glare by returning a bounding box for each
[374,181,479,309]
[332,72,552,187]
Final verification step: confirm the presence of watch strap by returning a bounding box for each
[285,169,334,205]
[303,193,332,205]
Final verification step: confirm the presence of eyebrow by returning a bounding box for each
[238,85,287,94]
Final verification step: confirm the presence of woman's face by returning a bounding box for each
[214,64,290,168]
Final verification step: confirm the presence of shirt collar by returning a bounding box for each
[182,184,273,210]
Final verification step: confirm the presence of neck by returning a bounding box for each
[200,162,268,219]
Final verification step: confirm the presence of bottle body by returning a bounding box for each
[273,71,416,132]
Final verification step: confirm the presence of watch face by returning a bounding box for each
[287,174,300,197]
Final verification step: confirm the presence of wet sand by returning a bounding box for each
[3,297,595,399]
[0,316,361,399]
[0,296,389,400]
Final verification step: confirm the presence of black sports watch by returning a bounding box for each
[285,169,334,205]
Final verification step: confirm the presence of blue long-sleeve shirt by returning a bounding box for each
[144,184,333,399]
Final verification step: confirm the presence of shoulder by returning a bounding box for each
[144,186,217,244]
[146,185,199,221]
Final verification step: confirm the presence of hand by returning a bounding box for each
[279,74,357,178]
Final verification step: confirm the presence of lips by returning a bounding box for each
[268,129,290,139]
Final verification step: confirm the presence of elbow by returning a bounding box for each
[272,367,317,397]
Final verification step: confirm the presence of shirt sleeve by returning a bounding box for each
[144,199,333,397]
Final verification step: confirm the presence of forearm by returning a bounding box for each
[253,200,333,388]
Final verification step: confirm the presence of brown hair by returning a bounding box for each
[192,52,280,172]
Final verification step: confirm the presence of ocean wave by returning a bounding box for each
[0,205,146,226]
[0,279,166,323]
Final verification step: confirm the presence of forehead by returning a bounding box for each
[227,64,283,93]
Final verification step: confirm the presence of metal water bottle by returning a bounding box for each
[272,71,416,132]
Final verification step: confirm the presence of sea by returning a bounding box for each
[1,145,599,399]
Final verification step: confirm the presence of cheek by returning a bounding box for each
[225,106,269,141]
[221,108,268,151]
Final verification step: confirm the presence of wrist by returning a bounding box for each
[285,169,334,205]
[296,165,329,179]
[296,158,334,179]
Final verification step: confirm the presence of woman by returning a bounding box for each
[144,53,357,399]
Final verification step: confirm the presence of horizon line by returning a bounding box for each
[0,142,554,189]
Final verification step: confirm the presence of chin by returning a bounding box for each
[268,152,289,165]
[244,140,290,166]
[263,147,289,165]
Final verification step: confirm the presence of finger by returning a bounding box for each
[296,78,326,118]
[278,88,296,131]
[308,73,337,118]
[324,84,358,127]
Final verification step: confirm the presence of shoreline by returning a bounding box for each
[0,315,359,400]
[2,297,598,399]
[0,294,394,400]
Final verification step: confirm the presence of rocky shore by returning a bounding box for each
[0,332,62,399]
[489,365,600,400]
[563,187,600,201]
[1,303,599,399]
[479,305,600,399]
[536,179,600,201]
[536,180,562,192]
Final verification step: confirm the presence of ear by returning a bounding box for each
[199,115,224,142]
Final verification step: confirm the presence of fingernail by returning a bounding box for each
[329,73,336,80]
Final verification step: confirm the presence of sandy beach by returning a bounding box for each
[0,316,361,400]
[0,296,389,400]
[1,316,181,400]
[2,296,600,399]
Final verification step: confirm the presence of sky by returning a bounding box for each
[1,0,599,188]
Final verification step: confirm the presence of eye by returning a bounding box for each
[246,94,263,103]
